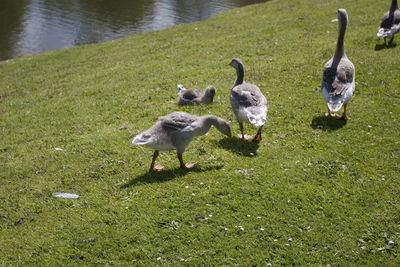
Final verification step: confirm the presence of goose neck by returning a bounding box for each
[234,64,244,87]
[334,17,347,60]
[202,115,228,135]
[391,0,398,12]
[197,116,217,135]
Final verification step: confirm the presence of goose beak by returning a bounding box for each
[228,131,232,138]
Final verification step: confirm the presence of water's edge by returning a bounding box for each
[0,0,268,61]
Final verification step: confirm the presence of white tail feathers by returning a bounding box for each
[177,84,186,95]
[377,28,388,38]
[132,133,151,145]
[327,102,343,113]
[247,106,267,127]
[378,24,400,38]
[249,116,266,127]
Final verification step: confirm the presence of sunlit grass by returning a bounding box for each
[1,0,399,265]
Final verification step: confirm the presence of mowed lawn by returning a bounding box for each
[0,0,399,265]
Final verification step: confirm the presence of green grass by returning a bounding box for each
[1,0,400,265]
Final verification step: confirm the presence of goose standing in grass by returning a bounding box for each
[229,58,267,141]
[321,9,355,120]
[132,112,231,171]
[377,0,400,45]
[177,84,216,105]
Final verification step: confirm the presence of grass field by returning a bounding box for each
[1,0,399,265]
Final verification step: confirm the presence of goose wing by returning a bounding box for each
[393,10,400,31]
[159,112,197,131]
[380,11,392,29]
[322,59,354,97]
[181,89,201,100]
[231,84,264,107]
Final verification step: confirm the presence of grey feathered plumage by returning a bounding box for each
[321,9,355,115]
[177,84,216,105]
[377,0,400,44]
[229,58,267,141]
[132,112,231,170]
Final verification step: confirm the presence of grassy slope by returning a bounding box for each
[1,0,399,265]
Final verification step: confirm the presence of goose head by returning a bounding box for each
[218,120,232,138]
[336,9,348,25]
[205,86,216,98]
[229,58,243,69]
[212,117,232,138]
[229,58,245,86]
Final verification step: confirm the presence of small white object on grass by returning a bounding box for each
[52,192,80,199]
[54,147,63,151]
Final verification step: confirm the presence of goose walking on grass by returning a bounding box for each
[322,9,355,120]
[177,84,216,105]
[377,0,400,45]
[229,58,267,142]
[132,112,231,171]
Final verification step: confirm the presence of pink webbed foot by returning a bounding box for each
[151,165,164,172]
[237,134,253,140]
[181,162,198,170]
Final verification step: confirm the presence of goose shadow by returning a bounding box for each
[121,164,223,188]
[375,42,397,51]
[216,137,260,157]
[311,115,347,131]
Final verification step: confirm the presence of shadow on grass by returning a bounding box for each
[216,137,260,157]
[311,115,347,131]
[375,42,397,51]
[121,165,224,187]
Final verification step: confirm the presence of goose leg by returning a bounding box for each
[239,122,245,140]
[384,37,387,46]
[340,104,350,120]
[325,108,332,117]
[237,122,252,140]
[389,36,394,45]
[150,150,164,171]
[178,152,197,170]
[252,126,263,142]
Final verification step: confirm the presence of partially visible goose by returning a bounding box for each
[132,112,231,171]
[177,84,216,105]
[377,0,400,45]
[229,58,267,141]
[322,9,355,120]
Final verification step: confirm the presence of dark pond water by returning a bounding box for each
[0,0,268,61]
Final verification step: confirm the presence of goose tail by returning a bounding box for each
[327,102,344,113]
[177,84,186,95]
[132,132,151,145]
[377,28,389,38]
[247,106,267,127]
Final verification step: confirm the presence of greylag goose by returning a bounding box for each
[177,84,216,105]
[229,58,267,141]
[322,9,355,120]
[132,112,231,171]
[377,0,400,45]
